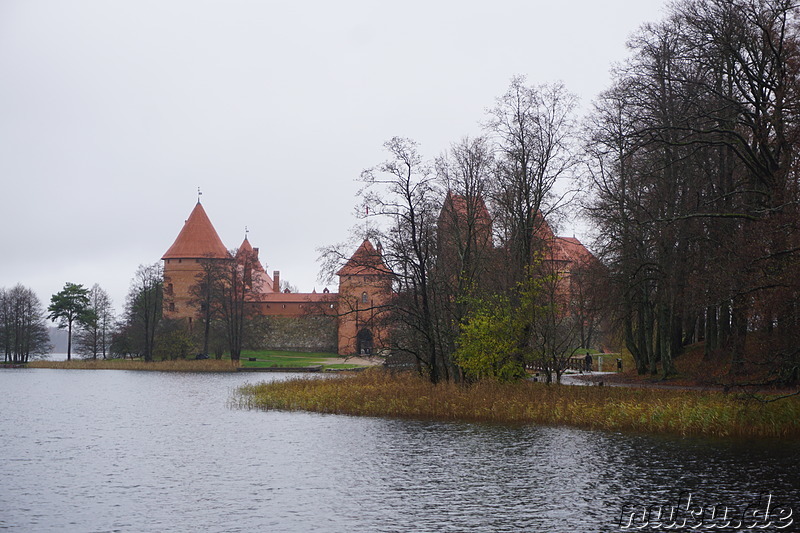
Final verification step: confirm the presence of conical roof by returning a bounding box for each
[336,239,391,276]
[236,236,254,260]
[162,202,230,259]
[238,236,253,253]
[236,236,265,270]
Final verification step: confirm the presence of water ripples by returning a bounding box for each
[1,369,797,532]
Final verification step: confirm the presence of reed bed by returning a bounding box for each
[29,359,239,372]
[233,369,800,439]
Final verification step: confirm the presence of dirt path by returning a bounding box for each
[320,356,383,367]
[562,371,800,395]
[562,371,729,391]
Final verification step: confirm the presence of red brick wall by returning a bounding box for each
[337,273,392,355]
[162,258,204,320]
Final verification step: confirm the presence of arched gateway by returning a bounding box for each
[356,328,374,355]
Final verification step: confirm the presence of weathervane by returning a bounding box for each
[197,187,203,203]
[245,225,249,239]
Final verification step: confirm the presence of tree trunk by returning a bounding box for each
[728,299,748,376]
[67,320,72,361]
[704,305,717,360]
[659,304,677,378]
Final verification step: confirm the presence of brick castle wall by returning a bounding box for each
[163,258,204,319]
[255,315,338,353]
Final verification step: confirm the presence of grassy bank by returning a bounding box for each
[233,369,800,439]
[29,359,239,372]
[239,350,362,369]
[26,351,372,372]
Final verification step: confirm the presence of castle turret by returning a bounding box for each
[236,236,274,295]
[336,240,392,355]
[163,202,229,260]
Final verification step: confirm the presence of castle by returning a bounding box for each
[162,198,598,357]
[161,201,391,356]
[437,191,599,292]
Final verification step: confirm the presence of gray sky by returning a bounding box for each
[0,0,666,314]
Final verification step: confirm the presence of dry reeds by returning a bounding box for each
[29,359,239,372]
[233,369,800,439]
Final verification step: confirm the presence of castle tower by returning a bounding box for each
[162,202,231,321]
[437,191,493,289]
[336,240,392,355]
[235,236,274,296]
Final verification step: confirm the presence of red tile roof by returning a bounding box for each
[551,237,596,266]
[440,191,491,223]
[234,237,276,293]
[162,202,231,260]
[236,237,264,268]
[535,213,598,268]
[237,236,253,254]
[336,240,392,276]
[250,269,274,294]
[533,213,556,242]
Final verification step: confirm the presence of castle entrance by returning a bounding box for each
[356,328,374,355]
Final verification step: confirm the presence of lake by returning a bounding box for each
[1,369,797,532]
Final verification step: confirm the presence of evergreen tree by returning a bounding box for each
[48,282,94,361]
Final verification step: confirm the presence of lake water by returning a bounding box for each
[1,369,798,532]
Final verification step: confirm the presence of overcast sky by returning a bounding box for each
[0,0,667,314]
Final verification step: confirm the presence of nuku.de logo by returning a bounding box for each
[619,492,793,530]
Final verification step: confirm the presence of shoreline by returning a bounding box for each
[20,355,381,373]
[233,369,800,439]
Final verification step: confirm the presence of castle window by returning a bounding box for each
[169,302,175,312]
[167,283,173,295]
[178,259,182,263]
[361,291,368,304]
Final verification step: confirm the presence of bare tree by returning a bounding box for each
[487,76,579,284]
[216,248,260,362]
[125,263,163,362]
[360,137,454,382]
[567,257,608,351]
[529,260,584,384]
[584,0,800,382]
[435,136,496,367]
[0,285,51,363]
[75,284,114,359]
[189,254,227,358]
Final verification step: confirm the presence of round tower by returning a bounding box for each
[162,202,231,321]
